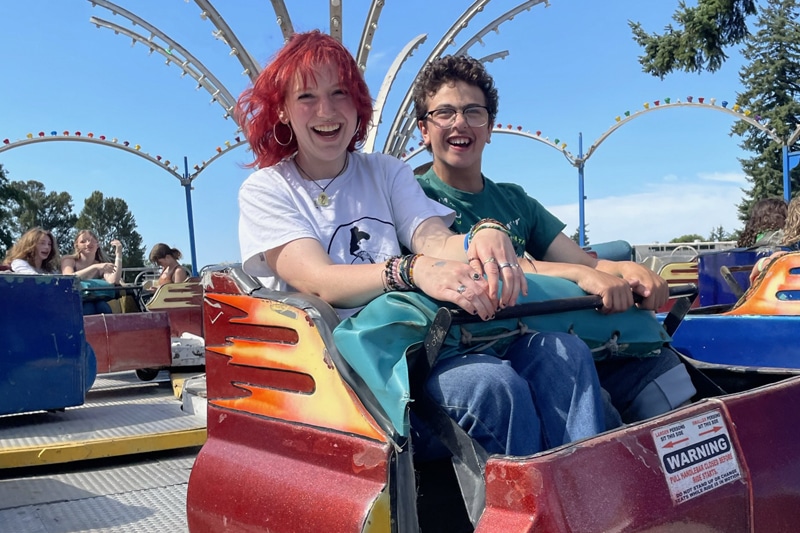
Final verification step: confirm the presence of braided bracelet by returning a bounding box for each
[467,218,512,248]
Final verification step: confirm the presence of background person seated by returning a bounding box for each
[737,197,787,248]
[3,227,60,274]
[61,229,123,315]
[147,243,189,291]
[749,196,800,283]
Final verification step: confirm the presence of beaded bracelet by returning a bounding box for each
[382,255,419,292]
[407,254,421,288]
[466,218,512,249]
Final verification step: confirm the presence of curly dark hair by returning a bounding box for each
[782,196,800,246]
[412,54,499,141]
[737,197,788,247]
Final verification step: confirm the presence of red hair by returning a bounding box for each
[235,30,373,168]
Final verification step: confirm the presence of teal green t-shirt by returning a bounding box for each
[416,167,565,259]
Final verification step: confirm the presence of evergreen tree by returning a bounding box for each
[708,225,734,241]
[630,0,757,78]
[75,191,146,268]
[570,225,589,246]
[731,0,800,220]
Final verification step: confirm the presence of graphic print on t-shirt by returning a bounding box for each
[328,216,399,265]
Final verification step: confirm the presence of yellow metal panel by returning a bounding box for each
[0,428,206,469]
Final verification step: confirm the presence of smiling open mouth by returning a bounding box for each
[313,123,341,137]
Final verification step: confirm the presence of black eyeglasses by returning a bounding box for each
[423,105,490,129]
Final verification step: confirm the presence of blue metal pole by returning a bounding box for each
[784,145,790,203]
[183,156,199,276]
[578,132,586,247]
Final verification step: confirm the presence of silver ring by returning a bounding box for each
[511,263,520,268]
[457,285,467,294]
[483,257,496,265]
[471,272,482,280]
[499,262,513,269]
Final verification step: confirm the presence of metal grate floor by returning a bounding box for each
[0,371,206,469]
[0,447,199,532]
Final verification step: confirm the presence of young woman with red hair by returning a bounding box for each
[235,31,605,458]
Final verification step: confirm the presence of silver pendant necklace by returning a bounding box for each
[294,154,349,207]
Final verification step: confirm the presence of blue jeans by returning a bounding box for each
[412,332,605,459]
[82,300,113,315]
[596,346,696,423]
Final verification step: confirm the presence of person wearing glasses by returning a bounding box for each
[236,30,606,458]
[412,54,696,425]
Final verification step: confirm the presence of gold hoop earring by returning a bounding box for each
[273,122,293,147]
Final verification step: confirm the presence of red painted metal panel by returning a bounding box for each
[476,378,800,532]
[84,312,172,373]
[187,407,390,533]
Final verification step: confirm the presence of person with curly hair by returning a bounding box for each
[412,54,696,426]
[235,30,605,458]
[3,227,60,274]
[737,197,787,248]
[749,196,800,282]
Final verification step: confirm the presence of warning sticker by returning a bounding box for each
[651,409,742,505]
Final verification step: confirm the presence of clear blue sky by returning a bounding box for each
[1,0,755,268]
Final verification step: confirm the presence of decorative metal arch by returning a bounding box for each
[0,131,247,275]
[581,98,783,164]
[401,96,800,246]
[401,124,572,164]
[0,134,183,180]
[0,133,247,184]
[385,0,550,157]
[89,0,238,121]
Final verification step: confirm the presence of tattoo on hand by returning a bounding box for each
[433,261,446,268]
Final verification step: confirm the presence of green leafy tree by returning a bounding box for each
[670,234,704,243]
[75,191,146,268]
[8,180,78,254]
[630,0,757,78]
[0,165,30,257]
[730,0,800,220]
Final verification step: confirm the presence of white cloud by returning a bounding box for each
[550,180,746,245]
[697,171,748,184]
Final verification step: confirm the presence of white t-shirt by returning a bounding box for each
[10,259,45,275]
[239,151,454,318]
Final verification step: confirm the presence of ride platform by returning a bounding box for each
[0,371,206,469]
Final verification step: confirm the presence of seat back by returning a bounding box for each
[698,248,761,306]
[187,266,410,532]
[145,278,203,336]
[654,261,699,313]
[726,251,800,315]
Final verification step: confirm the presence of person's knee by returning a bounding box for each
[622,364,696,422]
[427,356,529,410]
[518,332,594,367]
[425,356,540,456]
